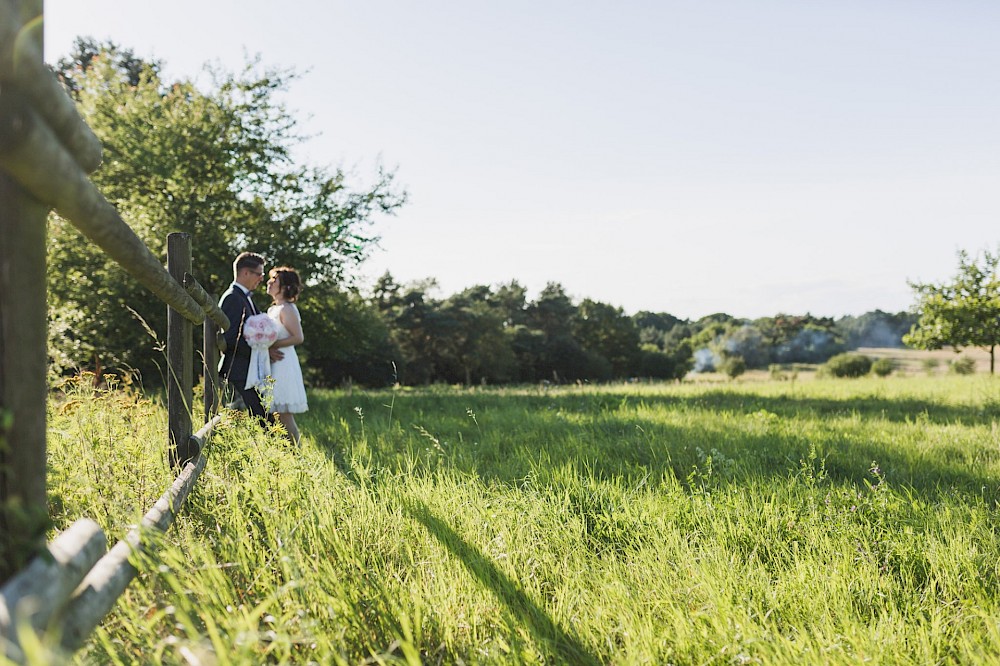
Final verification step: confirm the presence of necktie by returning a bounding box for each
[248,293,259,315]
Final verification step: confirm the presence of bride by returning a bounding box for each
[265,266,308,444]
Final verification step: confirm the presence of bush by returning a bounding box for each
[871,358,894,377]
[633,346,691,381]
[949,356,976,375]
[720,356,746,379]
[822,353,873,378]
[922,358,940,376]
[769,364,787,381]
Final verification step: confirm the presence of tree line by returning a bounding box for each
[303,281,916,386]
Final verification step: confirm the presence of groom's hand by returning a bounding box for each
[269,348,284,362]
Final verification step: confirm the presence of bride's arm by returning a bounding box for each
[273,304,305,347]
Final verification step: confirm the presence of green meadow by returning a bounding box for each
[43,375,1000,664]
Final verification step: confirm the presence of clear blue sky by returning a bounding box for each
[45,1,1000,320]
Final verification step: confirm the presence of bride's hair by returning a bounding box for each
[269,266,302,302]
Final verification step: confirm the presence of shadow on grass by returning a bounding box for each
[401,496,601,666]
[319,449,602,664]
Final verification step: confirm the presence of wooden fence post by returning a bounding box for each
[166,233,194,468]
[203,298,220,418]
[0,0,48,584]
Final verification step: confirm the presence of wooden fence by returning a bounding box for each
[0,1,232,660]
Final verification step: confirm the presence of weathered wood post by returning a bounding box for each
[182,274,227,422]
[0,0,49,583]
[166,233,194,468]
[203,298,220,418]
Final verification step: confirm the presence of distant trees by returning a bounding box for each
[341,278,917,387]
[904,249,1000,374]
[368,279,691,386]
[838,310,917,349]
[645,310,915,379]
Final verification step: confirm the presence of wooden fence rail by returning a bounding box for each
[0,518,105,663]
[0,2,232,661]
[0,1,101,172]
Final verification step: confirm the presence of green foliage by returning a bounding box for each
[870,357,894,377]
[47,376,1000,663]
[632,310,684,332]
[754,314,845,364]
[949,356,976,375]
[375,281,659,385]
[719,324,769,368]
[572,299,639,378]
[905,248,1000,374]
[683,315,848,375]
[632,312,695,378]
[719,355,747,379]
[298,284,399,387]
[821,352,873,378]
[836,310,916,349]
[444,286,520,385]
[47,40,404,383]
[633,344,692,381]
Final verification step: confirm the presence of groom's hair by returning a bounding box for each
[233,252,265,277]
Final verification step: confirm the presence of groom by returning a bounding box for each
[218,252,278,423]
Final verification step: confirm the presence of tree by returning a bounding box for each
[526,283,576,340]
[633,343,692,381]
[371,272,403,314]
[47,40,405,383]
[383,281,446,385]
[718,324,769,368]
[53,36,152,94]
[687,317,736,372]
[525,283,583,382]
[298,284,399,387]
[633,311,685,333]
[836,310,917,349]
[489,281,529,328]
[720,355,747,379]
[573,299,639,377]
[439,286,516,385]
[904,249,1000,374]
[754,314,844,364]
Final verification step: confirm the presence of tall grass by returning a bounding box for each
[39,375,1000,664]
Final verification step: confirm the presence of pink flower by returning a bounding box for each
[243,314,278,350]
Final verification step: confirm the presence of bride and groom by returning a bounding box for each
[218,252,308,444]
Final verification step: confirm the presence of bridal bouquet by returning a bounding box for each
[243,314,278,390]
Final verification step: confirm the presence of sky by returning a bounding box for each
[44,1,1000,321]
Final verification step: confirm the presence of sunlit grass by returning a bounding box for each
[41,375,1000,664]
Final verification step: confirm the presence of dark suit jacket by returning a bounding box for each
[218,283,259,383]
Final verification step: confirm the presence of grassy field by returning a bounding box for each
[40,373,1000,664]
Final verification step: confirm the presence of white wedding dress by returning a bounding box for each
[266,304,308,413]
